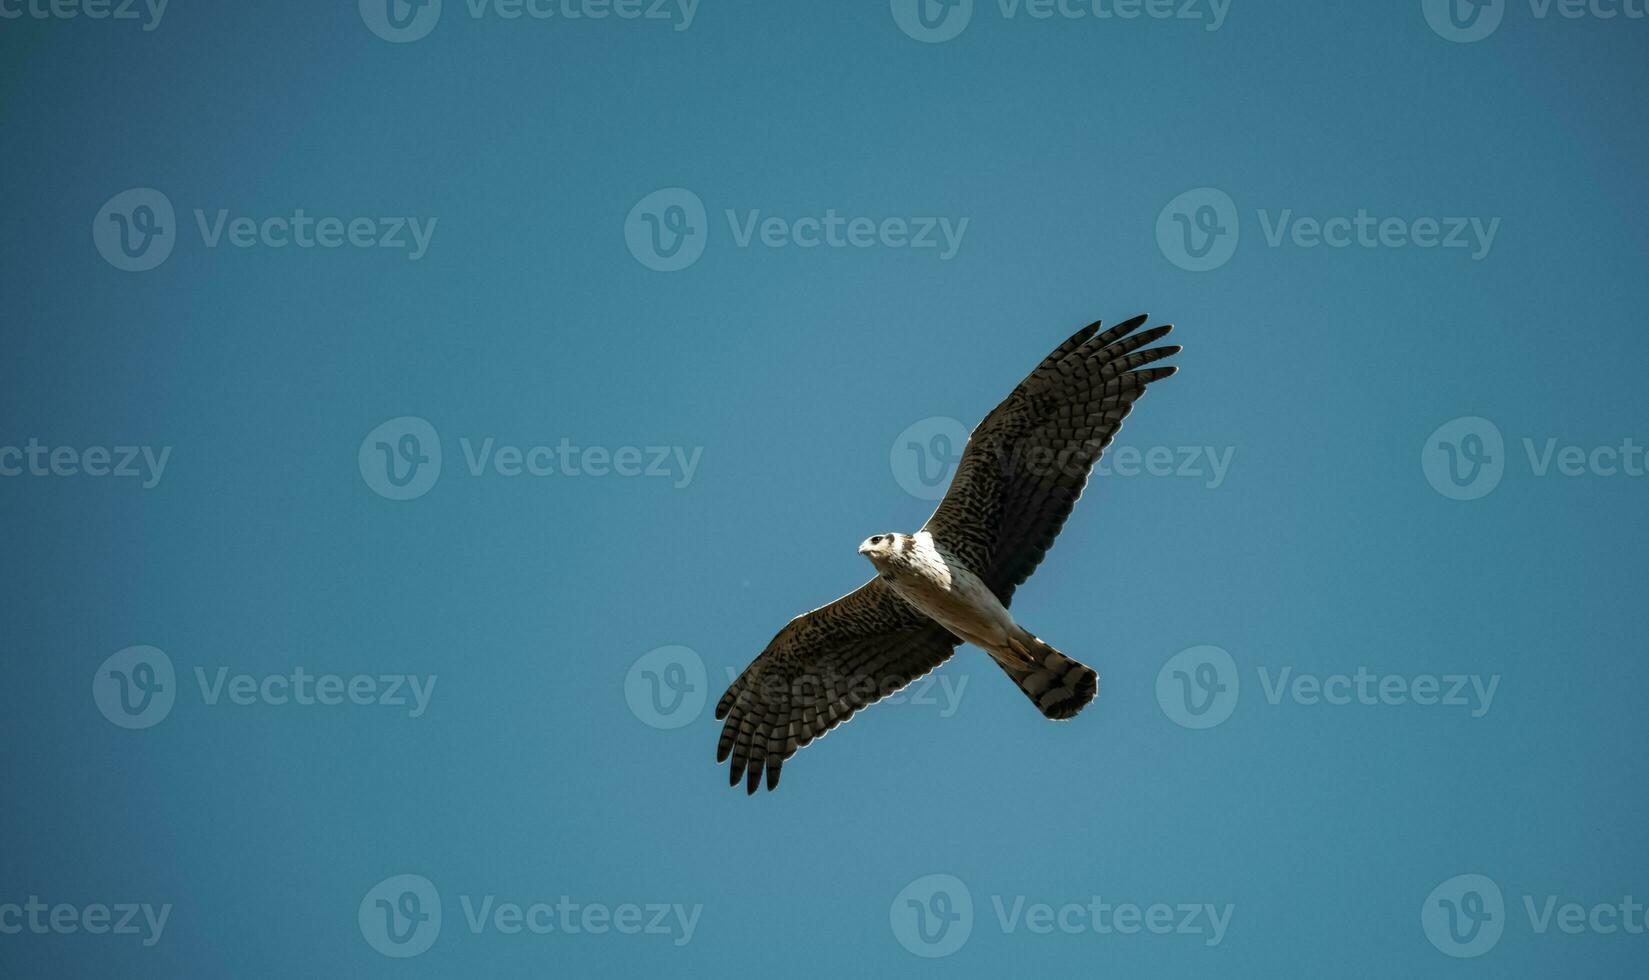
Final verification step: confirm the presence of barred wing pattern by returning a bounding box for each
[715,580,961,794]
[923,315,1179,603]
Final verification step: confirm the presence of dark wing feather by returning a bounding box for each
[922,315,1181,604]
[715,581,959,794]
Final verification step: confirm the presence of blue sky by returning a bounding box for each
[2,1,1648,976]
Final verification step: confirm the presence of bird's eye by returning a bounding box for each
[871,536,883,545]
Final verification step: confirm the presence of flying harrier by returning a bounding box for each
[716,315,1181,793]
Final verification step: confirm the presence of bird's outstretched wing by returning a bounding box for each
[923,315,1180,604]
[715,580,960,794]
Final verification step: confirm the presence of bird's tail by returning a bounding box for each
[998,628,1098,720]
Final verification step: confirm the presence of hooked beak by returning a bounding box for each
[857,539,874,556]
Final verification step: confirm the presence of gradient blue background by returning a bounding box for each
[3,0,1648,975]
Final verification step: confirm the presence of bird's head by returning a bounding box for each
[857,533,906,566]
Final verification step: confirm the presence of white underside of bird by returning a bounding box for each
[860,531,1014,652]
[858,531,1095,712]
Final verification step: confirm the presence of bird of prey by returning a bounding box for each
[716,315,1181,793]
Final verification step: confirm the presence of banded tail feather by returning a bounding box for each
[1001,629,1098,720]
